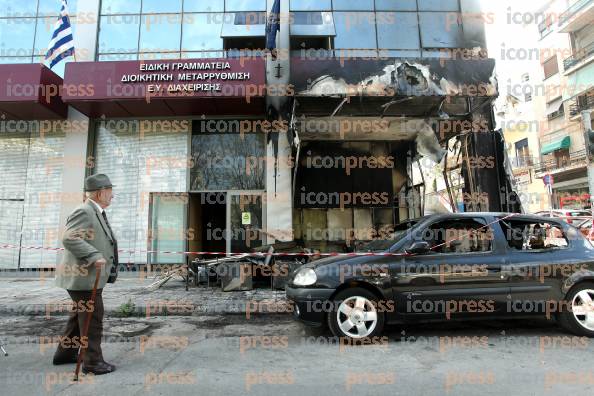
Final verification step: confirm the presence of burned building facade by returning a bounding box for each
[0,0,517,269]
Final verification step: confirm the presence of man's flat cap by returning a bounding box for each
[85,174,113,191]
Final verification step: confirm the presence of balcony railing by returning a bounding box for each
[559,0,593,26]
[569,91,594,116]
[534,149,588,174]
[564,41,594,70]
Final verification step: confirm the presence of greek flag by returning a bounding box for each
[265,0,280,51]
[45,0,75,69]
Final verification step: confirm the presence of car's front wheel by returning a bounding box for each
[327,287,385,340]
[559,282,594,337]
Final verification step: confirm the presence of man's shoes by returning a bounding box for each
[52,353,78,365]
[102,361,116,371]
[82,361,116,375]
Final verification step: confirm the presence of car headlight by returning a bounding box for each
[293,268,317,286]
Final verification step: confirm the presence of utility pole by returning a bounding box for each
[582,110,594,216]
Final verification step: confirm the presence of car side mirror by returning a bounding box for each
[406,241,431,255]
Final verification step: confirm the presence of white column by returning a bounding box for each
[265,0,293,243]
[56,0,100,263]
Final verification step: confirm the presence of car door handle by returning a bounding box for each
[486,266,502,272]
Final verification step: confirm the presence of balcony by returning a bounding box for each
[563,41,594,70]
[534,149,588,176]
[569,90,594,117]
[559,0,594,32]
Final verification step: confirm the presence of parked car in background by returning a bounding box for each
[534,209,591,225]
[287,213,594,341]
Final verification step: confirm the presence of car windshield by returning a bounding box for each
[356,219,421,252]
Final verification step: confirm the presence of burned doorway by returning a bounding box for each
[293,141,408,252]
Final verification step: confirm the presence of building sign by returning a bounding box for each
[121,61,254,95]
[63,58,265,101]
[514,170,532,185]
[62,58,266,117]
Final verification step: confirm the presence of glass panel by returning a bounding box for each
[149,194,187,264]
[181,51,224,58]
[94,125,140,264]
[38,0,78,15]
[230,194,263,252]
[98,15,140,54]
[98,53,138,61]
[94,121,189,265]
[0,19,36,57]
[225,0,266,11]
[34,17,55,56]
[377,12,419,49]
[332,0,374,10]
[0,133,30,200]
[142,0,182,13]
[0,200,23,269]
[19,130,66,268]
[418,0,459,11]
[191,132,266,191]
[290,0,331,11]
[0,56,34,63]
[334,49,378,57]
[0,0,38,16]
[138,52,181,60]
[184,0,225,12]
[292,11,325,24]
[0,131,29,269]
[333,12,377,49]
[375,0,417,11]
[101,0,142,14]
[419,12,463,48]
[234,11,266,25]
[379,49,420,57]
[139,14,182,52]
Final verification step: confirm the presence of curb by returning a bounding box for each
[0,299,293,318]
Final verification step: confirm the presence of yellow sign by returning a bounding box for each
[241,212,251,225]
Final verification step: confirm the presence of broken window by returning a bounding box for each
[190,121,266,191]
[499,220,569,251]
[422,219,493,254]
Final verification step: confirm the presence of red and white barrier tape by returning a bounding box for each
[0,214,519,258]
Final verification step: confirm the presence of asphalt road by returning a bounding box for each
[1,314,593,395]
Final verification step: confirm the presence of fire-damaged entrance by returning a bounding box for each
[293,140,410,252]
[284,57,521,253]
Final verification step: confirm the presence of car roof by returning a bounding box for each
[421,212,567,224]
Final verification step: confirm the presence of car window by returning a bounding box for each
[499,219,569,251]
[422,219,492,254]
[356,219,420,252]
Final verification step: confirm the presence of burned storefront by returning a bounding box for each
[283,57,520,253]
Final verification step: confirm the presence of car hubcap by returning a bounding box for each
[336,296,377,338]
[572,289,594,331]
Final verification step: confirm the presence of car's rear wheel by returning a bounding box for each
[327,288,385,340]
[559,282,594,337]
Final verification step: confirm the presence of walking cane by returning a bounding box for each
[73,262,102,381]
[0,337,7,356]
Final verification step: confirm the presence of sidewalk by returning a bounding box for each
[0,273,289,318]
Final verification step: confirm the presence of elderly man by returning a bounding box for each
[53,174,118,375]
